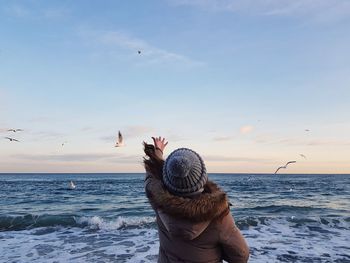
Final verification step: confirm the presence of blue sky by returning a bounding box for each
[1,0,350,173]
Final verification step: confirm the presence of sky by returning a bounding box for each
[0,0,350,173]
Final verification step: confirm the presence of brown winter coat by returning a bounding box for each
[143,146,249,263]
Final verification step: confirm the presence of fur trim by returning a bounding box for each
[146,179,230,223]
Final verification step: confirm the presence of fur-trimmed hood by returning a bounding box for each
[145,177,230,240]
[145,177,229,222]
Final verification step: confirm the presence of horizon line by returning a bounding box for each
[0,172,349,175]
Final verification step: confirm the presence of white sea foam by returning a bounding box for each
[0,216,349,262]
[75,215,156,230]
[243,217,350,262]
[0,225,160,263]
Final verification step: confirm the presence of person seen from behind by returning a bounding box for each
[143,136,249,263]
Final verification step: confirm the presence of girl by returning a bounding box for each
[143,137,249,263]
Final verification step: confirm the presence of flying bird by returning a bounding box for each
[5,137,19,142]
[305,129,310,132]
[69,181,76,190]
[115,131,124,147]
[62,141,68,147]
[300,154,307,159]
[8,129,23,132]
[274,161,296,174]
[138,50,141,54]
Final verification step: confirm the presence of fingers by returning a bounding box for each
[152,137,156,145]
[151,136,167,148]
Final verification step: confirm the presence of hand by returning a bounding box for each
[152,136,168,153]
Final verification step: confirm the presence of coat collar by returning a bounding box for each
[147,179,229,222]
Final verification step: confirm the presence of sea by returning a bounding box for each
[0,173,349,263]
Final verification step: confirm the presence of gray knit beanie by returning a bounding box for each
[163,148,208,197]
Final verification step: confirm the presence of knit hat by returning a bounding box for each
[163,148,208,196]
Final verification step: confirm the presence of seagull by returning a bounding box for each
[4,137,19,142]
[274,161,296,174]
[114,131,124,147]
[305,129,310,132]
[69,181,76,190]
[7,129,23,132]
[300,154,307,159]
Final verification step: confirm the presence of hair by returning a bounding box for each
[143,142,164,181]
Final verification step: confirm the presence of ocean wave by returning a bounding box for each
[75,216,156,230]
[250,204,316,213]
[1,212,349,233]
[235,215,350,230]
[1,215,349,263]
[0,214,156,231]
[0,214,76,231]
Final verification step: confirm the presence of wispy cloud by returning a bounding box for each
[164,133,187,142]
[81,29,204,67]
[254,134,350,146]
[27,116,65,124]
[169,0,350,21]
[42,8,68,19]
[124,125,155,138]
[240,125,254,135]
[4,4,30,17]
[3,3,69,20]
[14,153,140,163]
[213,136,234,141]
[28,117,54,123]
[213,126,254,141]
[28,131,66,141]
[204,154,273,163]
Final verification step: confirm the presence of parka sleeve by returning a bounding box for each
[219,213,250,263]
[144,148,164,197]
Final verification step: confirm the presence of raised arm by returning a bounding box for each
[143,136,168,198]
